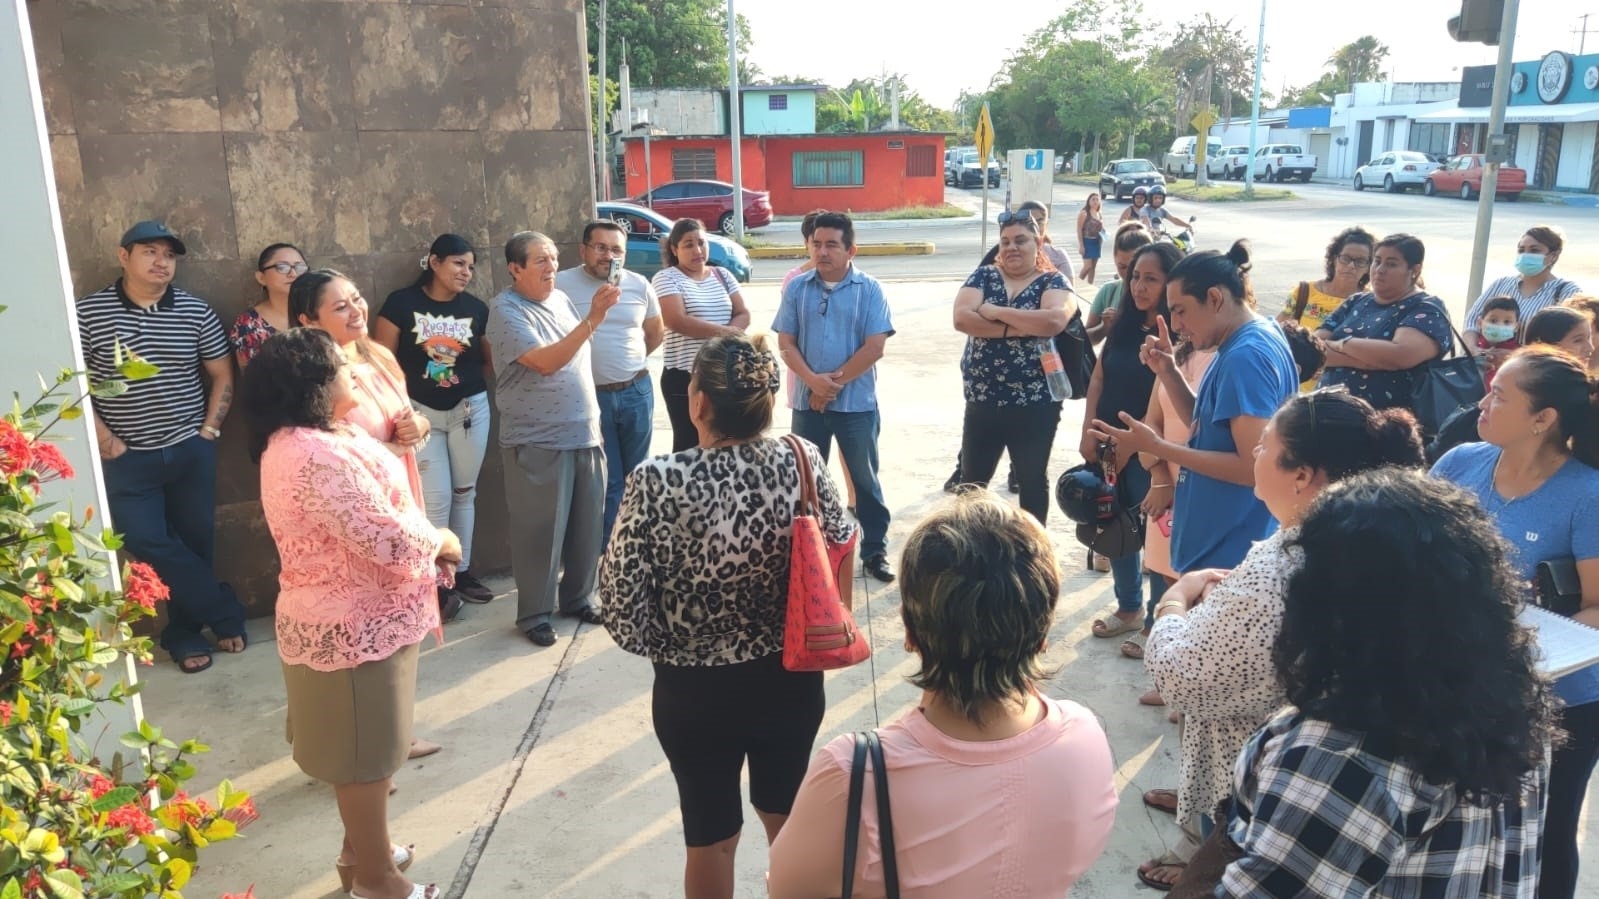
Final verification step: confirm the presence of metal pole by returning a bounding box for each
[726,0,745,242]
[1244,0,1266,199]
[1466,0,1520,307]
[643,128,653,204]
[597,0,608,200]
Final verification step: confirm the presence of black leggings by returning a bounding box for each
[661,367,696,452]
[959,400,1062,523]
[1541,699,1599,899]
[652,653,825,846]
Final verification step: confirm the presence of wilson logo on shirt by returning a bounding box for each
[1526,532,1540,543]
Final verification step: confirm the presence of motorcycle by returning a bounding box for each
[1153,215,1196,254]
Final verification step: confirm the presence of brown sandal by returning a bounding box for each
[1142,788,1178,815]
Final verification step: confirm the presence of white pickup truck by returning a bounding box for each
[1251,144,1318,183]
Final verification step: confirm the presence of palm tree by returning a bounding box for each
[1113,72,1169,158]
[1328,36,1390,91]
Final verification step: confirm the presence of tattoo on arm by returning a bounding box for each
[213,384,233,425]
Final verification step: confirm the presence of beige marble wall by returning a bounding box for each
[29,0,595,615]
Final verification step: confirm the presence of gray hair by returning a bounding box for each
[504,230,555,266]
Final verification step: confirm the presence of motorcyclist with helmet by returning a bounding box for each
[1119,186,1150,225]
[1143,185,1192,238]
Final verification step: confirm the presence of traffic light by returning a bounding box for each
[1448,0,1505,45]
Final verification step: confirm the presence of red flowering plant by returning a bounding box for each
[0,338,254,897]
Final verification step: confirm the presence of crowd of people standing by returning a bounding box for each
[75,202,1599,897]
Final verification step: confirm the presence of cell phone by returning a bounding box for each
[1154,510,1173,538]
[606,257,623,286]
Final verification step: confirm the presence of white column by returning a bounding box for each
[1,0,144,747]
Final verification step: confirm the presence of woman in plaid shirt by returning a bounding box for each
[1215,470,1555,897]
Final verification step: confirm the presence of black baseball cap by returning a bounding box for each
[119,220,187,255]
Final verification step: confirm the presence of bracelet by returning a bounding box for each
[584,320,596,338]
[1155,599,1188,617]
[1002,323,1011,338]
[1150,482,1173,489]
[202,425,221,438]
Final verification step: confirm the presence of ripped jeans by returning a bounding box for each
[413,392,490,571]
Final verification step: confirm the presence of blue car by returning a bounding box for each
[596,201,753,283]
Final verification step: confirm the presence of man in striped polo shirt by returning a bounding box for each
[78,221,246,673]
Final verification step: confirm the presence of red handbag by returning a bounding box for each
[781,434,869,672]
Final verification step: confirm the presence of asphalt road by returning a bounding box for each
[751,181,1599,321]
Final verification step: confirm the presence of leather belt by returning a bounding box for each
[595,370,648,393]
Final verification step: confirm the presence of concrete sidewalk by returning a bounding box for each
[166,279,1598,897]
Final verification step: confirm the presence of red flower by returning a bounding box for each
[10,641,31,659]
[88,775,115,799]
[0,420,31,477]
[221,888,257,899]
[0,701,12,726]
[29,441,74,481]
[105,804,156,837]
[123,562,170,610]
[221,797,259,829]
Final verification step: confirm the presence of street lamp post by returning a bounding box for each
[1465,0,1520,307]
[1244,0,1266,199]
[726,0,745,242]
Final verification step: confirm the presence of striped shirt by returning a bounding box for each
[77,281,230,450]
[652,266,739,370]
[1465,274,1583,328]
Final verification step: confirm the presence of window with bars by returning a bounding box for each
[767,94,788,111]
[906,145,938,177]
[792,150,864,187]
[671,148,718,180]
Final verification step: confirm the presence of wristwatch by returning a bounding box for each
[202,425,221,438]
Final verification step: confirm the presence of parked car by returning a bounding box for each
[1423,153,1526,201]
[632,179,772,234]
[1164,136,1200,177]
[947,149,1001,188]
[1250,144,1318,182]
[1099,159,1165,200]
[1353,151,1442,193]
[596,201,753,283]
[1206,145,1252,180]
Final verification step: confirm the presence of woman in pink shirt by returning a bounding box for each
[767,494,1118,898]
[242,328,459,899]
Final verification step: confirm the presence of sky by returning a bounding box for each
[735,0,1591,109]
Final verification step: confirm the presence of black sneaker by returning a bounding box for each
[864,553,896,584]
[524,623,557,646]
[439,588,464,623]
[454,570,495,603]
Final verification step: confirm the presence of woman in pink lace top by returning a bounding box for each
[242,328,458,899]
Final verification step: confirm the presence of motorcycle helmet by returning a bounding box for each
[1056,463,1116,525]
[1130,186,1149,201]
[1148,184,1166,201]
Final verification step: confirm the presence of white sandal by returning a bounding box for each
[336,843,414,893]
[350,885,436,899]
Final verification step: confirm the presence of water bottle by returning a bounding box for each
[1039,338,1071,401]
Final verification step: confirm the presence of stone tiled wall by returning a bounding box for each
[28,0,596,615]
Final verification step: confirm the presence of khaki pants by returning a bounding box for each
[503,444,605,631]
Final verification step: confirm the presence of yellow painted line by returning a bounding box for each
[748,242,935,259]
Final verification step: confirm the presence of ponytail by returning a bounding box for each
[1168,239,1254,307]
[1511,345,1599,468]
[1273,391,1425,480]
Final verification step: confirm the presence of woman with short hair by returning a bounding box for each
[767,494,1118,898]
[1315,233,1455,413]
[1216,469,1553,897]
[654,218,751,452]
[1432,345,1599,899]
[1279,226,1376,338]
[243,328,458,899]
[373,233,496,604]
[600,333,854,899]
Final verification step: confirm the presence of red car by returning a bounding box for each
[1423,154,1526,201]
[633,180,772,234]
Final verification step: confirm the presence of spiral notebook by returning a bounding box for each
[1520,605,1599,679]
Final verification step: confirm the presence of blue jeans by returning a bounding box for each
[1110,462,1154,615]
[101,434,245,660]
[791,409,890,558]
[598,374,655,546]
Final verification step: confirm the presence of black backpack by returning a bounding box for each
[1055,308,1096,399]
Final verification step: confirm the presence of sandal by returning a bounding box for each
[1137,851,1188,891]
[215,632,248,653]
[1142,788,1178,815]
[337,843,415,893]
[1139,688,1166,707]
[176,652,213,674]
[351,886,436,899]
[1121,639,1145,660]
[1092,615,1142,638]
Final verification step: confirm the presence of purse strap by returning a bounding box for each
[783,433,819,518]
[841,733,869,899]
[840,732,899,899]
[866,731,900,898]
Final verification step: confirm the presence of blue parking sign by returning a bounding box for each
[1024,150,1044,171]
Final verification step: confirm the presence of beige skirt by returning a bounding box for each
[281,642,419,785]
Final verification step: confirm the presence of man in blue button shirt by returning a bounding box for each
[774,212,897,582]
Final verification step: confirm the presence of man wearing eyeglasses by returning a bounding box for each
[76,220,246,674]
[556,220,663,546]
[773,212,898,583]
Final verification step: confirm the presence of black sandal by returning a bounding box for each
[176,652,213,674]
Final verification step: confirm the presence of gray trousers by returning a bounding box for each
[503,444,606,631]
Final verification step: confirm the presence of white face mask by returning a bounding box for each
[1481,323,1517,344]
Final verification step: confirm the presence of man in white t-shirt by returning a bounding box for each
[556,220,663,546]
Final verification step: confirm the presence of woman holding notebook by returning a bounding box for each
[1431,344,1599,899]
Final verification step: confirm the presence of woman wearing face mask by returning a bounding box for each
[1464,226,1582,371]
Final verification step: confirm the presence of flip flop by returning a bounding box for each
[1121,639,1145,660]
[1142,788,1178,815]
[1139,688,1166,707]
[1092,615,1142,638]
[176,652,213,674]
[1137,851,1188,891]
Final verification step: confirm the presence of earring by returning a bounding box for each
[1293,484,1301,495]
[1534,427,1545,436]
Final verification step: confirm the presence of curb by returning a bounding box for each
[748,242,935,259]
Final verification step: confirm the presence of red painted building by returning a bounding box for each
[620,133,947,215]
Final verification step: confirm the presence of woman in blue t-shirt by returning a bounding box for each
[1088,240,1299,573]
[1079,242,1182,640]
[1431,345,1599,899]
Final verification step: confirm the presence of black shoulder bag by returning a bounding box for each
[841,731,899,899]
[1408,305,1484,438]
[1054,307,1097,399]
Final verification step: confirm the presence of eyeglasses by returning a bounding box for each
[1335,254,1372,269]
[585,243,626,256]
[818,285,834,317]
[261,261,309,276]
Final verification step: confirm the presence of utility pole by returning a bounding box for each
[726,0,745,242]
[596,0,608,201]
[1577,13,1595,55]
[1465,0,1520,307]
[1244,0,1266,199]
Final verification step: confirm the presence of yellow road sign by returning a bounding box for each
[1192,109,1218,167]
[975,103,994,161]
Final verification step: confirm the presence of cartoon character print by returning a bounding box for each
[412,312,475,389]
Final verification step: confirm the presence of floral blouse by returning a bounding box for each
[229,307,279,365]
[959,266,1068,407]
[259,425,442,672]
[1317,291,1454,410]
[1145,529,1298,823]
[598,437,856,666]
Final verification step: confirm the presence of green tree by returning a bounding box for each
[584,0,753,88]
[1162,14,1258,131]
[1327,35,1391,90]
